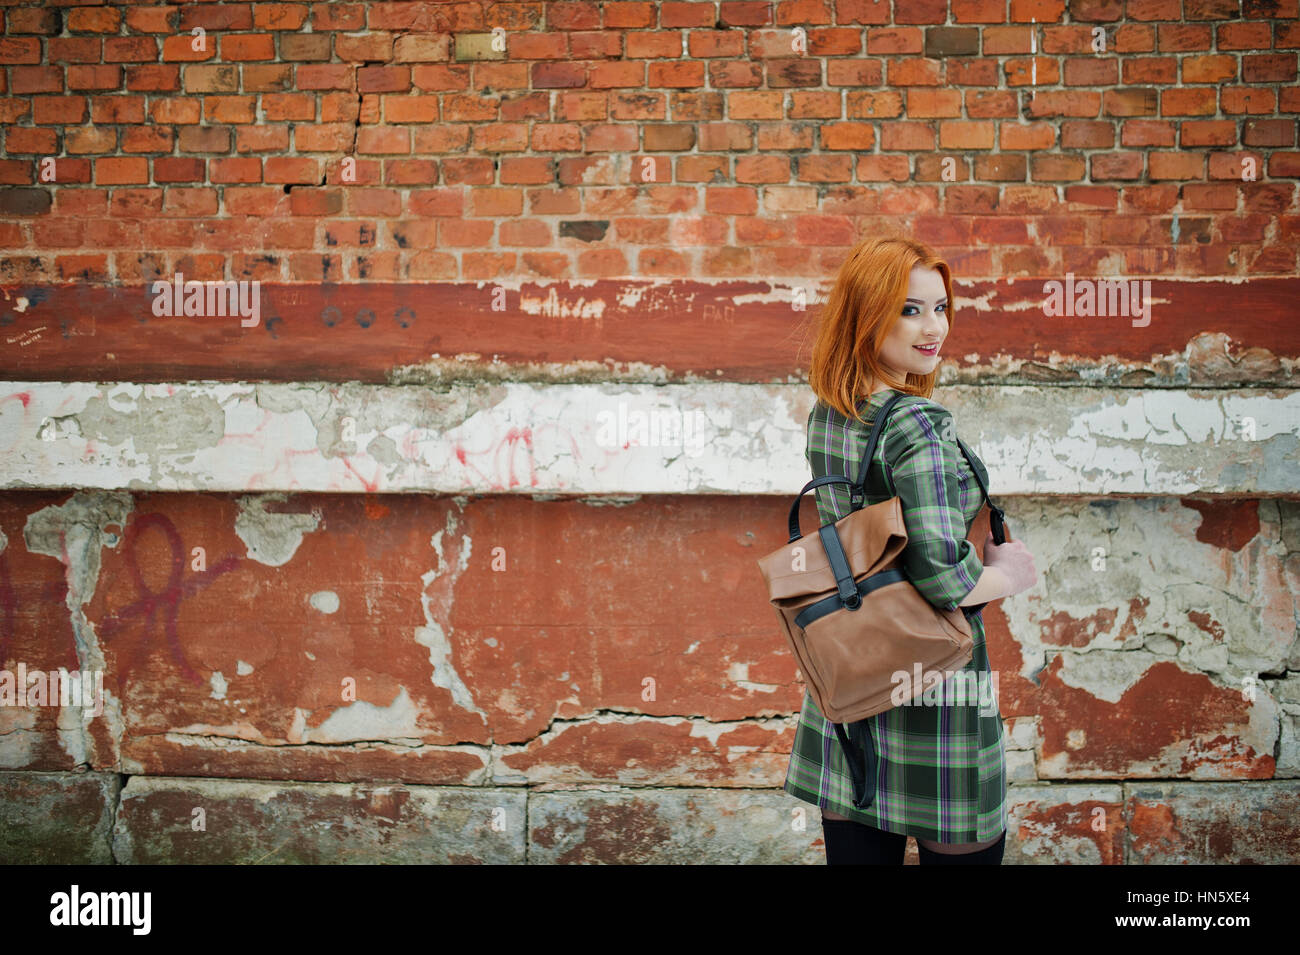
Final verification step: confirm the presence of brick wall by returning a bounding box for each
[0,0,1297,864]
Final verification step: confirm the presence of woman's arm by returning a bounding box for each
[883,400,987,612]
[959,565,1010,606]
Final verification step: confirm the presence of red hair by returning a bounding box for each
[803,236,956,423]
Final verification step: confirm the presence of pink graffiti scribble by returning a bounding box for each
[97,512,240,686]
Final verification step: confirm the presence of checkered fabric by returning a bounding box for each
[782,388,1008,843]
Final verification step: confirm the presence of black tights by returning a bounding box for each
[822,818,1006,865]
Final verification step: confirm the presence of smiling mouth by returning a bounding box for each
[914,344,940,354]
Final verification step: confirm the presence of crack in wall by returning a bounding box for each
[22,492,130,769]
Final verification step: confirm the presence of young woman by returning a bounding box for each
[784,237,1039,865]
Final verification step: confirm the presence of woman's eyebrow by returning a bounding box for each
[904,297,948,304]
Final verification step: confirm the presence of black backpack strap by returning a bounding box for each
[848,392,905,510]
[832,720,878,810]
[851,393,1007,545]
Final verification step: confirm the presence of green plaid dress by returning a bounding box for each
[782,388,1008,843]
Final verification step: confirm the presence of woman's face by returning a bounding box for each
[873,265,949,387]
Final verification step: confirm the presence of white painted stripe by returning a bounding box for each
[0,382,1295,495]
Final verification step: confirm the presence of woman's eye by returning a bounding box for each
[902,305,917,316]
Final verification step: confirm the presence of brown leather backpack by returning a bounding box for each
[756,391,1007,808]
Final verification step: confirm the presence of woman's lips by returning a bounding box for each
[914,344,939,355]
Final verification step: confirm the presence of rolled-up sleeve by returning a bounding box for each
[883,401,983,611]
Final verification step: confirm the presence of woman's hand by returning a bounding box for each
[982,530,1038,598]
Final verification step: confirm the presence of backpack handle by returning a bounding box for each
[787,474,856,542]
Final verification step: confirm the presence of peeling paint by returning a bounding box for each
[309,591,339,614]
[235,494,320,566]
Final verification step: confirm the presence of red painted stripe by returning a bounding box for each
[1,278,1296,382]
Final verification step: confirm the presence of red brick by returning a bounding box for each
[68,66,122,91]
[221,34,276,61]
[1243,119,1296,147]
[263,93,316,121]
[1181,120,1238,147]
[210,157,263,183]
[242,64,295,91]
[91,95,147,124]
[295,124,354,152]
[337,32,394,61]
[1030,154,1087,180]
[1123,57,1178,84]
[178,126,232,153]
[967,89,1013,117]
[1149,151,1204,179]
[689,30,746,58]
[297,65,355,90]
[126,65,181,92]
[820,123,875,150]
[547,1,601,29]
[235,125,290,152]
[65,127,116,154]
[0,38,44,64]
[265,156,320,183]
[280,33,332,61]
[154,157,206,183]
[797,154,853,182]
[49,37,102,63]
[105,37,161,63]
[357,127,411,154]
[32,96,87,125]
[1156,24,1212,51]
[940,120,996,149]
[68,7,123,32]
[56,255,109,281]
[1161,88,1217,116]
[1091,153,1145,180]
[585,62,637,88]
[359,66,411,93]
[847,90,904,119]
[178,4,254,32]
[908,88,962,117]
[11,67,64,95]
[348,189,402,217]
[185,65,241,93]
[952,0,1006,21]
[204,96,257,124]
[1121,119,1177,147]
[1243,55,1297,83]
[95,157,150,185]
[663,1,717,27]
[1221,87,1276,114]
[894,0,948,24]
[125,7,179,33]
[437,218,495,251]
[1216,22,1272,50]
[310,2,365,31]
[4,127,57,154]
[868,28,923,54]
[385,159,440,185]
[1002,122,1059,149]
[886,59,942,86]
[254,4,310,30]
[6,8,59,34]
[394,33,451,62]
[882,122,937,150]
